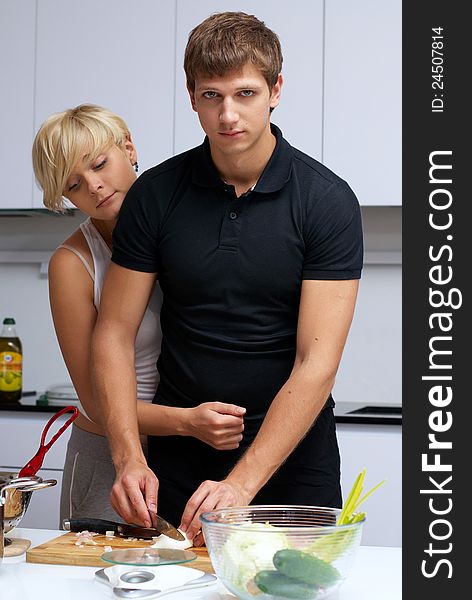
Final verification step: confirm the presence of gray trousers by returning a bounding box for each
[60,424,147,527]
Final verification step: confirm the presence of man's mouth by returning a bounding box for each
[219,130,244,137]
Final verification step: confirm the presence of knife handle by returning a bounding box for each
[63,517,120,534]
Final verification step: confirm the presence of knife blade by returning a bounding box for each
[63,517,184,541]
[148,510,185,541]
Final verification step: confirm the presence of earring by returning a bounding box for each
[134,162,139,173]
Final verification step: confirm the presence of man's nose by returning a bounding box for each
[219,97,239,125]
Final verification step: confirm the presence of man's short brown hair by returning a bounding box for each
[184,12,283,91]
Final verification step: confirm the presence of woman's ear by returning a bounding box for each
[124,134,137,165]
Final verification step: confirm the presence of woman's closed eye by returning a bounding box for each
[67,181,79,193]
[93,159,107,170]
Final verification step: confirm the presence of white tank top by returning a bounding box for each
[58,217,162,417]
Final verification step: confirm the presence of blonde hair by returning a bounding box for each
[32,104,131,212]
[184,12,283,92]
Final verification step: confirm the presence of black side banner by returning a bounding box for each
[403,2,468,597]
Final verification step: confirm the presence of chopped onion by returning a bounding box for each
[150,529,192,550]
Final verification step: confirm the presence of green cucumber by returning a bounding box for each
[254,570,318,599]
[273,549,341,587]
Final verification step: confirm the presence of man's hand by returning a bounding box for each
[184,402,245,449]
[179,479,251,546]
[110,458,159,527]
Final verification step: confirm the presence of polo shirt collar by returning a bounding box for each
[192,123,293,193]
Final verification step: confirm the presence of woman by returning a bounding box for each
[32,104,245,523]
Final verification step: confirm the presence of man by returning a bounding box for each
[92,11,363,544]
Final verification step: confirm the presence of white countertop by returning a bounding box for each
[3,528,401,599]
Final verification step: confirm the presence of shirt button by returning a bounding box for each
[229,211,238,220]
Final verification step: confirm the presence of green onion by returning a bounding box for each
[337,469,385,525]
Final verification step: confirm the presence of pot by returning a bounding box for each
[0,473,57,562]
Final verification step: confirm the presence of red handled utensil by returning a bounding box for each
[18,406,79,477]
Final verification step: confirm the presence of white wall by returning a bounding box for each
[334,264,401,405]
[0,212,84,392]
[0,262,69,392]
[0,207,401,402]
[337,424,401,546]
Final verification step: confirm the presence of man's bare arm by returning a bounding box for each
[92,262,157,526]
[180,278,359,540]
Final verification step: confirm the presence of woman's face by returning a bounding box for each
[63,139,137,220]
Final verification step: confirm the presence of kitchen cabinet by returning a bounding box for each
[173,0,324,159]
[0,411,71,530]
[0,1,36,209]
[32,0,176,207]
[323,0,402,205]
[2,1,400,209]
[336,423,402,547]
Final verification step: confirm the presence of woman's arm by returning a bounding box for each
[137,400,245,449]
[50,246,245,447]
[48,246,102,424]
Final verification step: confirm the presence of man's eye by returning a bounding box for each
[203,91,218,99]
[240,90,254,97]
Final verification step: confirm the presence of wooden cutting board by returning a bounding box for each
[26,532,213,572]
[4,537,31,557]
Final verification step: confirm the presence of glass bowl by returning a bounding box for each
[200,505,364,600]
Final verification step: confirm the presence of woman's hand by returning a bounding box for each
[183,402,245,450]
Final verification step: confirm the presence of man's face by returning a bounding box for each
[188,62,282,159]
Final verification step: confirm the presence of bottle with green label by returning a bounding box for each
[0,317,22,404]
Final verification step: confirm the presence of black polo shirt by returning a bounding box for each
[112,124,362,519]
[113,124,363,418]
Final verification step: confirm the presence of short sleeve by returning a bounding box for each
[111,175,160,273]
[303,181,363,280]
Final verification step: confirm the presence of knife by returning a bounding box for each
[63,517,185,541]
[147,510,185,542]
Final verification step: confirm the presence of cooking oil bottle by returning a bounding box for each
[0,317,22,404]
